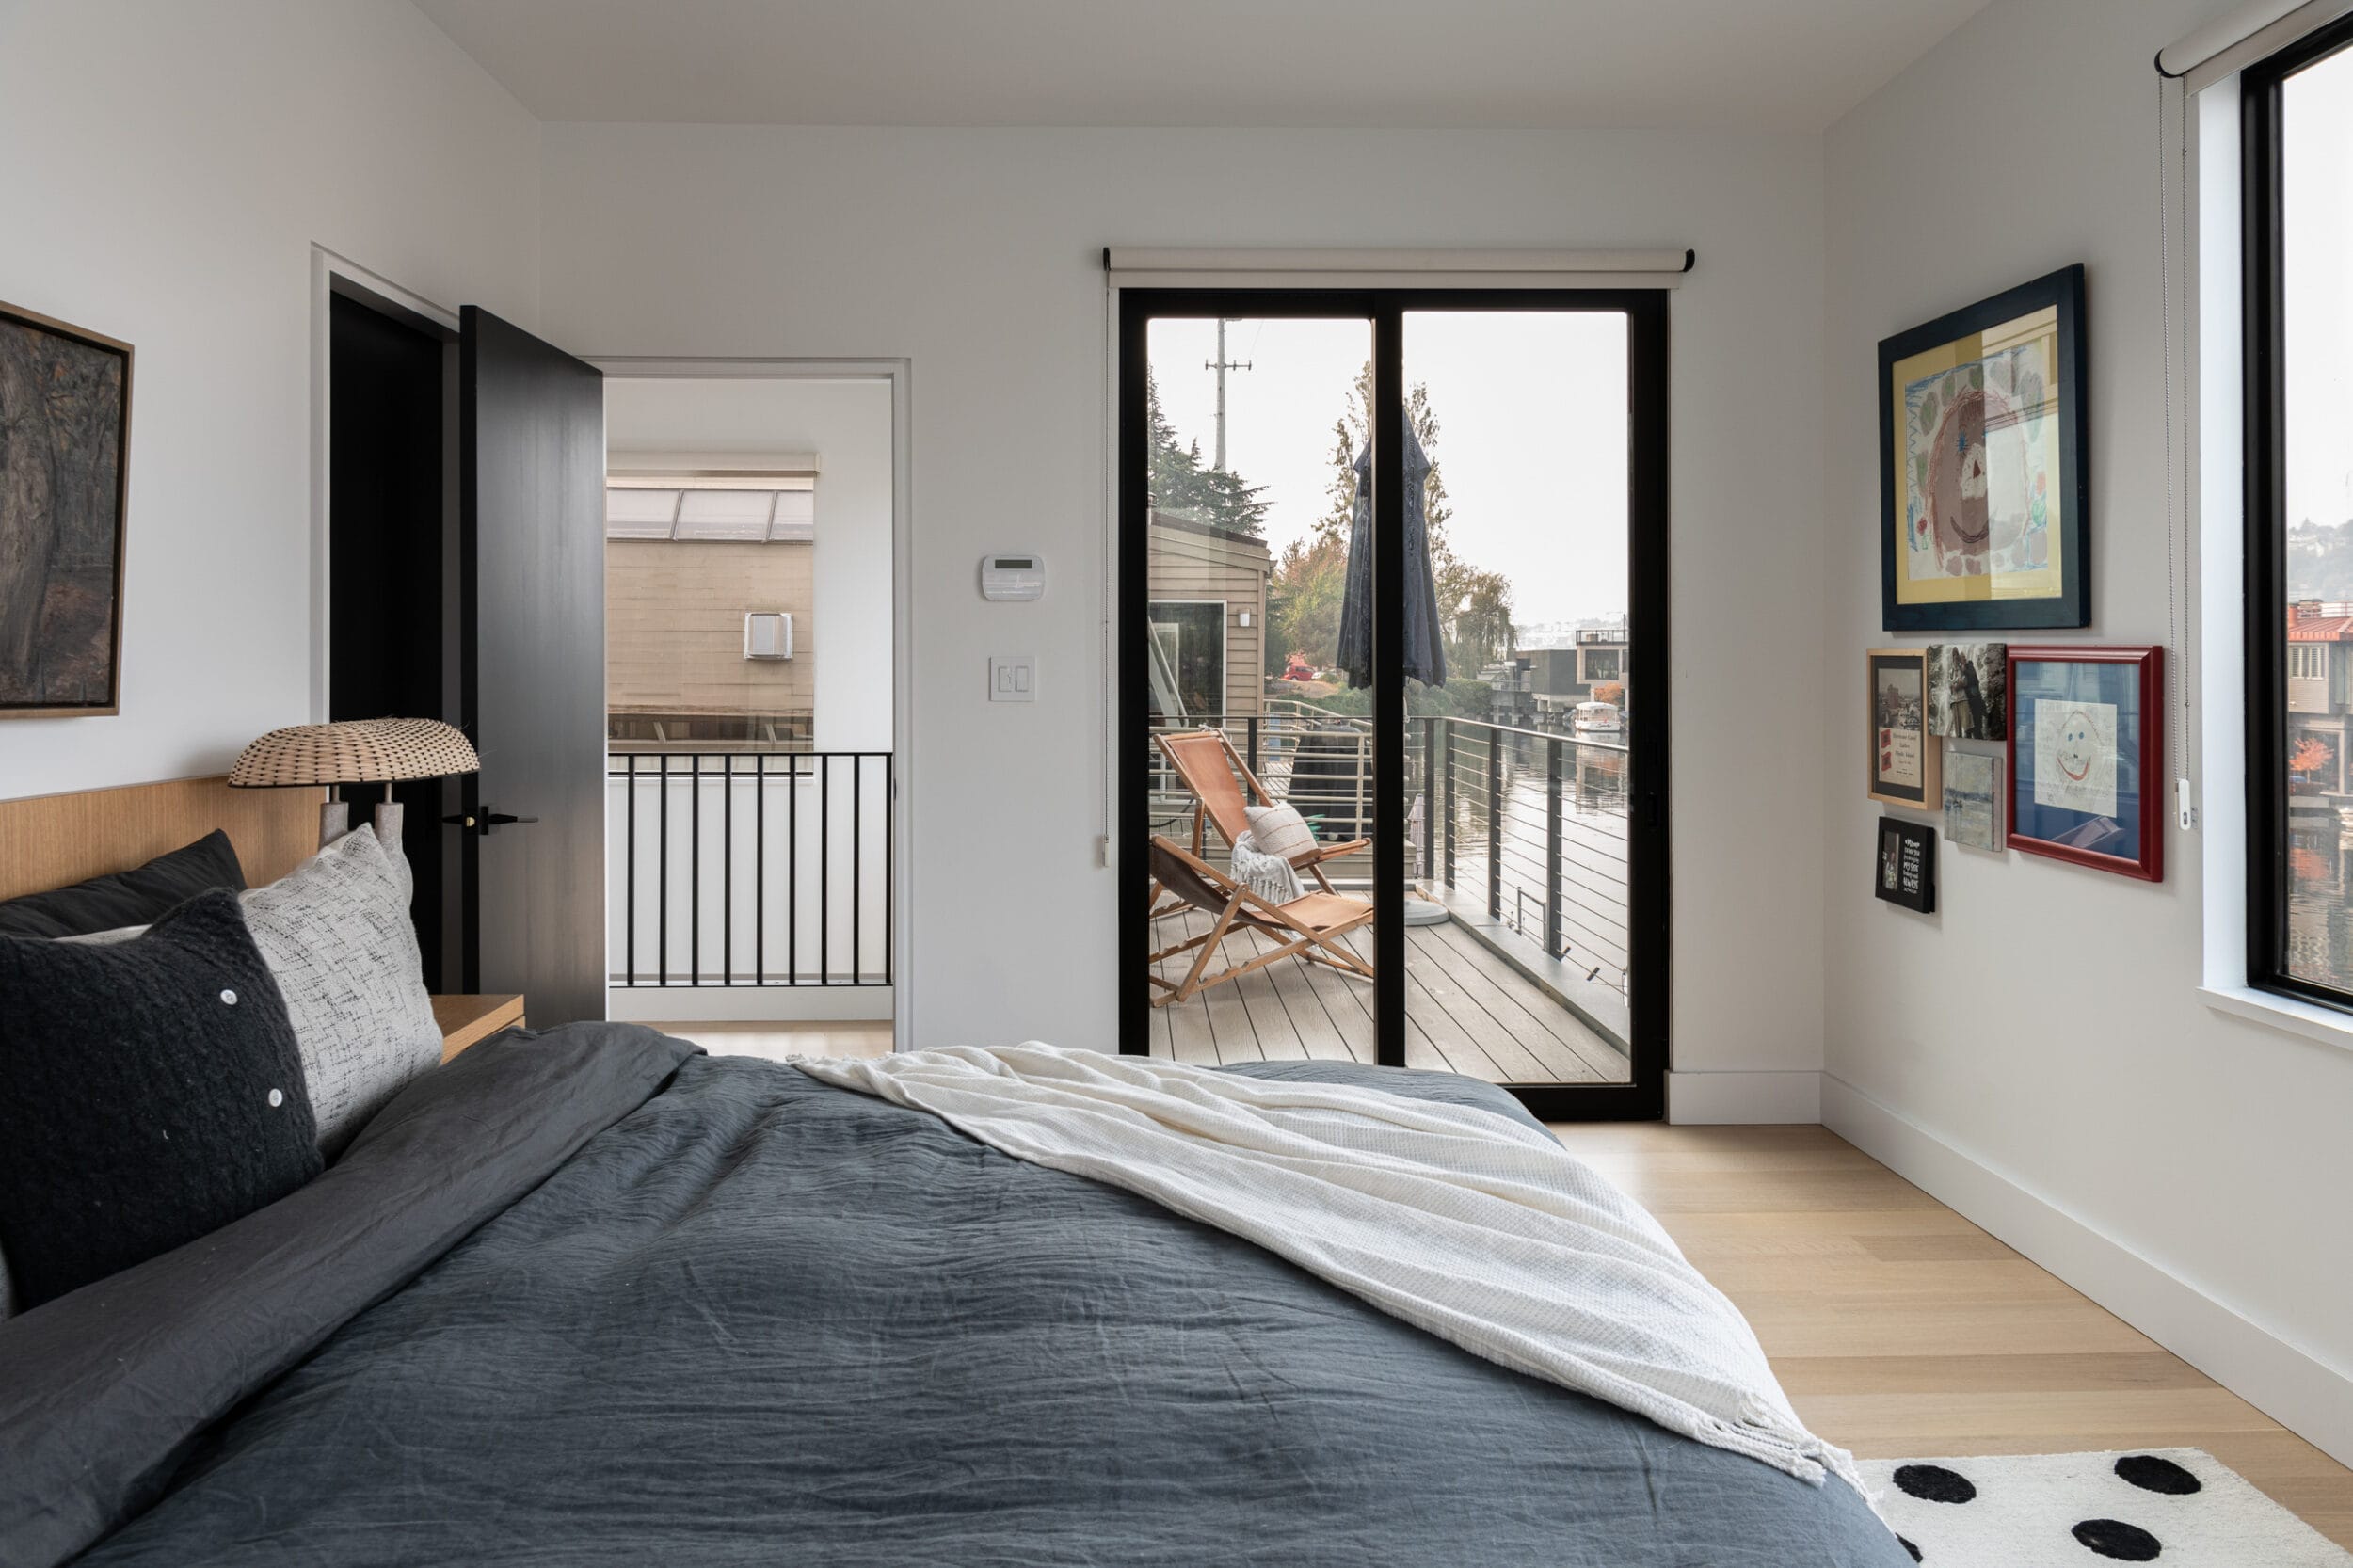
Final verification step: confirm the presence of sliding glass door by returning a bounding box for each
[1120,289,1667,1120]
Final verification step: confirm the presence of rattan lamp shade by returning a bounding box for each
[229,718,479,789]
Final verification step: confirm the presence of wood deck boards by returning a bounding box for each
[1148,906,1629,1083]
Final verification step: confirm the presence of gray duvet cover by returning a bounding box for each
[1,1025,1906,1567]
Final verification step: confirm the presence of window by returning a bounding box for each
[1146,600,1226,721]
[2246,18,2353,1005]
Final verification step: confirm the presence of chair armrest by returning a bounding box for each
[1294,838,1370,866]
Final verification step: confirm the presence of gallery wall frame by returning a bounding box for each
[0,300,134,719]
[2006,645,2164,882]
[1866,647,1940,808]
[1879,264,2088,632]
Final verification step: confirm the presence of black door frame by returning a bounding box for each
[1117,286,1671,1121]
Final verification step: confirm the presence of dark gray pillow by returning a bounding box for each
[0,888,321,1311]
[0,830,247,939]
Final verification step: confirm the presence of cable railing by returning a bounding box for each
[606,751,891,987]
[1146,706,1632,996]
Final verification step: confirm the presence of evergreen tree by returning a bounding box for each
[1145,371,1269,536]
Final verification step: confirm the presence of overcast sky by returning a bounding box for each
[1149,312,1630,627]
[2287,42,2353,532]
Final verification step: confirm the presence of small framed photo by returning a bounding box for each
[2006,645,2164,881]
[1876,818,1937,913]
[1867,648,1940,808]
[1880,265,2087,632]
[1928,642,2008,739]
[1943,749,2005,853]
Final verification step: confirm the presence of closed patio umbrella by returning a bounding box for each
[1335,428,1448,691]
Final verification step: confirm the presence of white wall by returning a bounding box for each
[540,124,1831,1069]
[0,0,540,800]
[601,376,894,752]
[1821,0,2353,1463]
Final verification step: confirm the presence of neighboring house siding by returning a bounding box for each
[607,540,815,717]
[1147,520,1268,720]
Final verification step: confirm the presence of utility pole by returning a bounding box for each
[1206,318,1252,472]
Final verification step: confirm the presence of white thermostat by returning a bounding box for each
[980,553,1045,601]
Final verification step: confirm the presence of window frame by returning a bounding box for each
[2241,12,2353,1014]
[1144,598,1229,723]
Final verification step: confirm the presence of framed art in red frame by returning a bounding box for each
[2004,645,2164,881]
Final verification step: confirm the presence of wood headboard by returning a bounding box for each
[0,776,325,903]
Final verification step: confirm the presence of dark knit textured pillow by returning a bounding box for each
[0,888,321,1311]
[0,829,247,939]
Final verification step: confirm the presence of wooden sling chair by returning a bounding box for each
[1144,835,1375,1008]
[1154,728,1369,895]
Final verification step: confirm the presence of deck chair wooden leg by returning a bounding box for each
[1162,895,1244,1006]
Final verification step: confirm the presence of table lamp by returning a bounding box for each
[228,718,480,851]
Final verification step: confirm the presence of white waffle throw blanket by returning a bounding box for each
[794,1042,1865,1495]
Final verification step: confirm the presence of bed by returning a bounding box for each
[0,1025,1902,1567]
[0,780,1907,1567]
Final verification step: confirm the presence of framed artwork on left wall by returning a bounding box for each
[0,300,134,718]
[1867,648,1940,809]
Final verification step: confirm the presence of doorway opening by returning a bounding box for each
[596,368,906,1062]
[1120,290,1669,1120]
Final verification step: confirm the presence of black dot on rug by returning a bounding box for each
[2115,1453,2201,1496]
[1896,1535,1922,1561]
[1893,1464,1977,1504]
[2073,1518,2162,1560]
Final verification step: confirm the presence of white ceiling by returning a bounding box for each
[412,0,1992,134]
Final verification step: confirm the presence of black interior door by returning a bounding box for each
[459,307,606,1025]
[329,293,456,988]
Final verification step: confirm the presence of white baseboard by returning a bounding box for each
[607,986,893,1024]
[1666,1069,1823,1124]
[1822,1072,2353,1471]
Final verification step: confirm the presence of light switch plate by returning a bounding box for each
[989,654,1035,703]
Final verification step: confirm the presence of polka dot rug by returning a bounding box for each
[1859,1449,2349,1566]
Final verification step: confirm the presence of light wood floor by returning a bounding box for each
[1563,1122,2353,1549]
[638,1024,2351,1546]
[1148,907,1628,1083]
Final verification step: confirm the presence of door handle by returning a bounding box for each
[440,807,539,837]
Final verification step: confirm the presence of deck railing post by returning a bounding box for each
[1420,715,1436,883]
[657,754,670,987]
[690,754,702,987]
[1545,736,1564,959]
[1442,719,1456,889]
[1486,726,1503,920]
[1247,716,1260,778]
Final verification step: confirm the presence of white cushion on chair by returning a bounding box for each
[1244,803,1317,861]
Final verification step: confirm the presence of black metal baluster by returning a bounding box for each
[883,755,894,988]
[861,753,871,984]
[787,753,799,985]
[658,755,670,987]
[625,754,636,986]
[690,754,702,986]
[820,755,831,985]
[722,754,733,987]
[1487,728,1503,921]
[754,753,766,987]
[1545,736,1564,960]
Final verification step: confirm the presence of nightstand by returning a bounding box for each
[431,994,526,1062]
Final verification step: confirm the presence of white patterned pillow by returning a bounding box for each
[1243,802,1318,862]
[241,825,440,1159]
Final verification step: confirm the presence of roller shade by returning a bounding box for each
[1101,247,1693,290]
[2158,0,2353,88]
